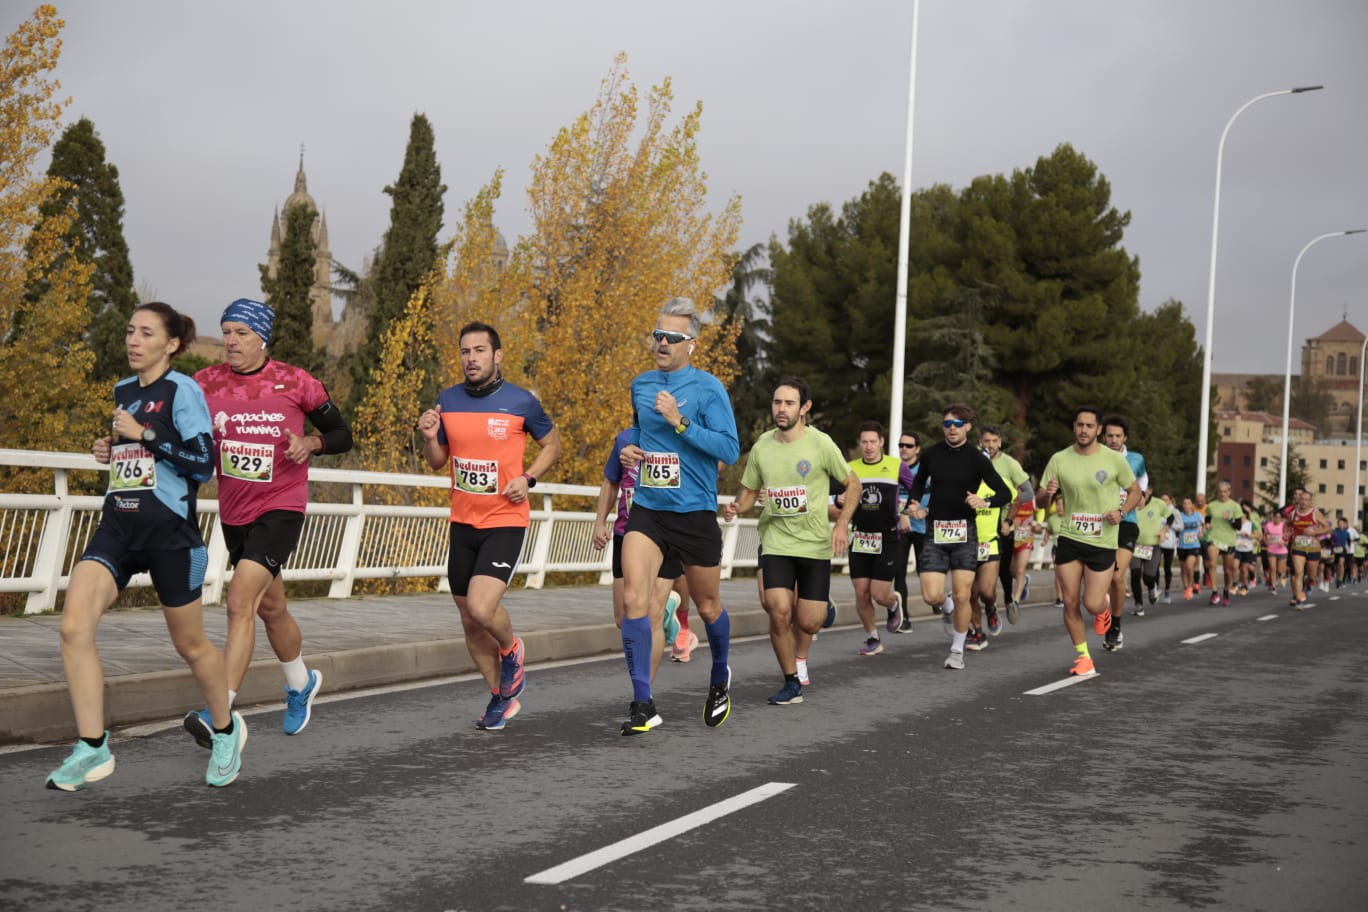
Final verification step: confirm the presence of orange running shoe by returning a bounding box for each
[1069,654,1097,676]
[1093,608,1113,636]
[671,629,699,663]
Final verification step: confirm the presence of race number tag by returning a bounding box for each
[1293,534,1316,550]
[976,541,992,562]
[765,485,809,516]
[1070,512,1104,537]
[1134,544,1154,561]
[640,452,681,489]
[109,443,156,490]
[1014,526,1034,543]
[851,531,882,554]
[932,519,967,544]
[1181,529,1200,548]
[220,440,274,483]
[453,457,499,495]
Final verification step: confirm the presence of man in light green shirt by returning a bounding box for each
[1204,480,1242,606]
[1038,407,1141,678]
[725,377,858,705]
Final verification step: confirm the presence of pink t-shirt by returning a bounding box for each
[195,360,329,526]
[1263,519,1288,555]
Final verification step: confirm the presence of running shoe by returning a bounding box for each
[1183,587,1194,601]
[1220,595,1231,607]
[943,650,965,670]
[1147,588,1157,605]
[499,636,526,699]
[205,712,247,788]
[1267,586,1276,596]
[1208,592,1220,606]
[1093,608,1112,636]
[1134,605,1146,617]
[476,696,521,731]
[183,707,213,750]
[703,667,732,727]
[795,657,810,686]
[1237,585,1248,597]
[823,600,838,629]
[1162,591,1172,604]
[662,591,681,648]
[858,636,884,656]
[283,669,322,736]
[1293,598,1309,612]
[1053,599,1064,610]
[46,737,115,792]
[886,592,904,633]
[1021,574,1031,603]
[985,608,1001,636]
[1103,626,1122,652]
[1068,655,1097,677]
[965,628,988,651]
[941,595,955,638]
[897,615,913,633]
[620,700,662,736]
[767,680,804,705]
[1006,600,1021,626]
[672,629,699,662]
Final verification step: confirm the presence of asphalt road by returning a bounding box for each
[2,587,1366,912]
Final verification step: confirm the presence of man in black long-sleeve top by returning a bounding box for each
[907,403,1013,671]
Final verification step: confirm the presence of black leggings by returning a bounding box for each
[1160,547,1175,590]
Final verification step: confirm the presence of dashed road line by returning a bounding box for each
[1181,633,1219,644]
[1024,675,1097,696]
[1257,614,1278,621]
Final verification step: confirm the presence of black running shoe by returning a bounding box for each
[1103,625,1122,652]
[703,666,732,727]
[620,700,662,736]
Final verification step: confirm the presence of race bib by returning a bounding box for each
[932,519,967,544]
[976,541,992,562]
[765,485,809,516]
[453,457,499,495]
[219,440,274,483]
[1014,526,1033,542]
[851,531,883,554]
[1134,544,1154,561]
[1181,529,1199,548]
[109,443,155,491]
[623,487,635,514]
[640,452,681,489]
[1071,512,1104,537]
[1293,534,1316,550]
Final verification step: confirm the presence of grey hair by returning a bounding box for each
[660,296,701,337]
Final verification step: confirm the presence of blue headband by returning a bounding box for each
[221,298,275,345]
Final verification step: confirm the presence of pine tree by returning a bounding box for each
[351,113,445,407]
[258,202,322,373]
[27,116,137,380]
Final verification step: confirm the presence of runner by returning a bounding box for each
[418,321,561,731]
[1173,496,1205,599]
[51,302,244,790]
[839,421,916,655]
[905,404,1013,671]
[1131,490,1167,616]
[892,432,925,629]
[724,377,858,705]
[185,299,352,747]
[1283,488,1330,609]
[1005,494,1037,624]
[1101,416,1148,651]
[1157,493,1179,603]
[1042,493,1065,608]
[1234,501,1261,594]
[1331,517,1353,588]
[1204,481,1243,606]
[1262,507,1289,595]
[615,297,740,735]
[1037,407,1141,677]
[980,426,1034,624]
[965,479,1005,652]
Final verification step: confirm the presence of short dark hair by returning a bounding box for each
[1101,414,1129,436]
[942,403,974,422]
[136,302,197,352]
[899,431,921,447]
[858,420,886,439]
[1073,406,1103,425]
[980,424,1003,439]
[458,321,502,351]
[774,376,812,407]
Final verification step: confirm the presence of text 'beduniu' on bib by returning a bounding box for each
[641,452,681,488]
[850,531,882,554]
[932,519,967,544]
[109,443,156,491]
[765,485,808,516]
[220,440,274,483]
[1071,512,1104,537]
[454,457,499,495]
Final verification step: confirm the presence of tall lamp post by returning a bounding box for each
[1279,229,1366,507]
[1355,332,1368,529]
[888,0,920,454]
[1196,85,1322,497]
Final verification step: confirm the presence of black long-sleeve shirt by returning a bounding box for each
[907,440,1013,522]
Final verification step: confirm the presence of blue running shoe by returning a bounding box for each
[46,736,115,791]
[767,680,804,705]
[886,591,904,633]
[283,669,322,735]
[206,712,247,788]
[499,636,526,699]
[662,590,681,649]
[476,696,521,731]
[986,608,1001,636]
[823,599,838,629]
[1021,574,1031,603]
[183,707,213,750]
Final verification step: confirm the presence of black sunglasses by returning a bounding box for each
[652,329,695,345]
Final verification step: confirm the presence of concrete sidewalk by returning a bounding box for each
[0,571,1058,743]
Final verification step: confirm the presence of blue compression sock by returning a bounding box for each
[621,615,653,702]
[704,609,731,684]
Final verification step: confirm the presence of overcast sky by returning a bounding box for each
[21,0,1368,375]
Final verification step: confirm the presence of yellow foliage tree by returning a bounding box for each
[0,6,97,492]
[478,55,742,485]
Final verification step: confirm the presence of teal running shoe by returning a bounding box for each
[46,736,115,792]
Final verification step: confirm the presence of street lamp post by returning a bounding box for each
[1355,333,1368,529]
[1279,229,1366,508]
[1196,85,1322,497]
[888,0,920,454]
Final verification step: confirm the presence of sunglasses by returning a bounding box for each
[898,442,918,448]
[942,419,966,429]
[652,329,695,345]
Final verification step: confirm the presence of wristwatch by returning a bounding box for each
[141,427,157,446]
[675,416,691,434]
[521,472,537,488]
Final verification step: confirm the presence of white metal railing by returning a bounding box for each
[1,449,1056,615]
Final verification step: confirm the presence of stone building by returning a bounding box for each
[1300,319,1367,434]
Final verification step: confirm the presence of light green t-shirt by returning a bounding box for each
[741,426,850,560]
[1205,498,1242,548]
[1134,499,1167,548]
[1040,446,1136,550]
[991,451,1029,494]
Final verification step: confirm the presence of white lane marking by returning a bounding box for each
[1329,596,1341,601]
[524,782,797,885]
[1182,633,1219,644]
[1024,675,1097,696]
[1257,614,1278,622]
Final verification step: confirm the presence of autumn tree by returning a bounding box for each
[0,6,98,485]
[258,201,323,373]
[27,115,136,381]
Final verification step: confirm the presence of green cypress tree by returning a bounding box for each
[259,202,323,373]
[27,117,137,380]
[351,113,445,407]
